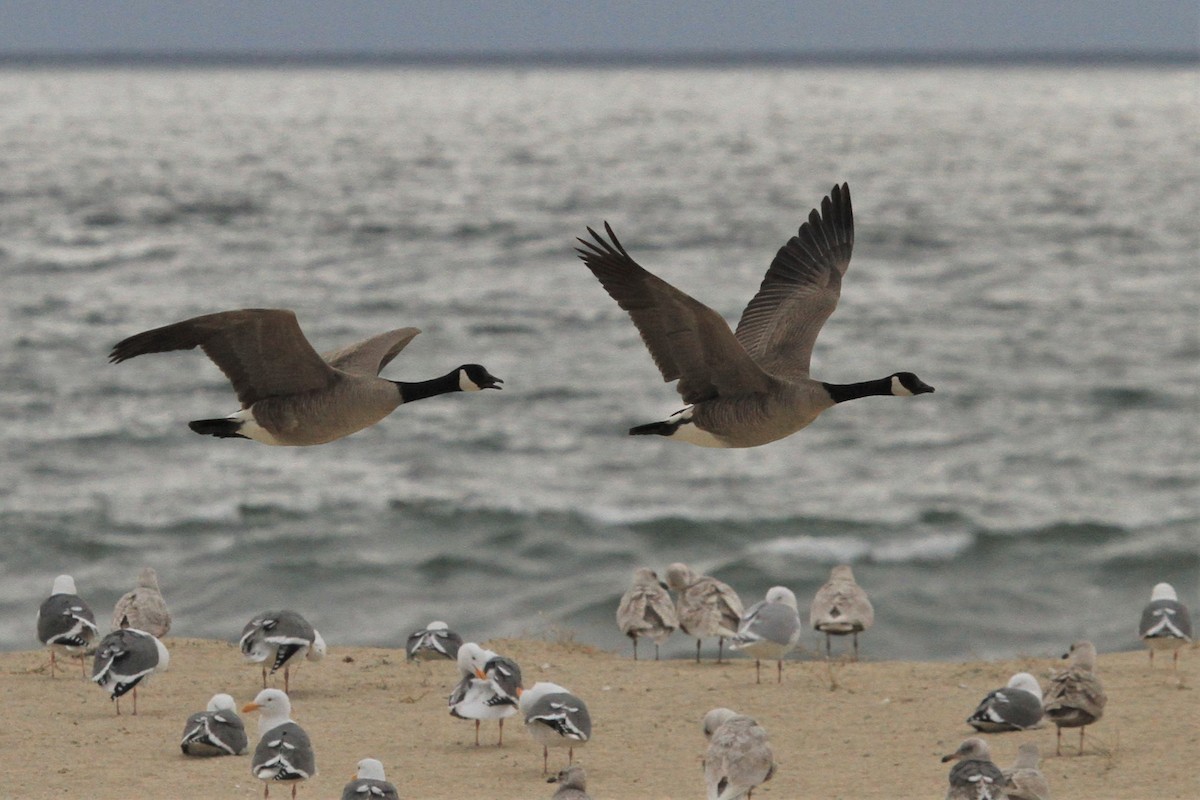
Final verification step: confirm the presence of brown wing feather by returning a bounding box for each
[576,223,772,404]
[320,327,421,376]
[734,183,854,380]
[109,309,336,408]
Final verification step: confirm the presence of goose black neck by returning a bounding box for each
[822,377,893,404]
[392,371,460,403]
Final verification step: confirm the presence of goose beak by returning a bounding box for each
[242,702,261,713]
[481,375,503,390]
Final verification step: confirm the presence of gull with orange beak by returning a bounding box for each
[448,642,520,745]
[341,758,399,800]
[243,688,317,799]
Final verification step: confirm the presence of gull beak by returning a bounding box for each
[516,687,524,698]
[941,752,959,763]
[475,668,487,679]
[242,702,261,713]
[546,775,558,784]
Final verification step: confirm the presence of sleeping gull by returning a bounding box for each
[702,707,776,800]
[616,567,678,660]
[91,627,169,715]
[37,574,99,678]
[181,692,249,756]
[240,610,326,694]
[731,586,802,684]
[809,564,873,660]
[664,562,743,663]
[967,672,1044,732]
[341,758,400,800]
[1138,582,1192,669]
[519,681,592,774]
[405,620,464,662]
[1002,742,1051,800]
[940,738,1006,800]
[1042,640,1107,756]
[448,642,518,746]
[244,688,317,799]
[547,764,593,800]
[111,566,171,638]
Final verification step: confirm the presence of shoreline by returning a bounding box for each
[3,637,1194,799]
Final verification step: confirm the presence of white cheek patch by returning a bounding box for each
[891,375,914,396]
[458,370,479,392]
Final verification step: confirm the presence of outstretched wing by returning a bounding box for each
[321,327,421,376]
[576,223,772,404]
[734,183,854,380]
[109,309,337,408]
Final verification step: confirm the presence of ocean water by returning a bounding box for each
[1,64,1196,662]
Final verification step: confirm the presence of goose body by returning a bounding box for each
[109,309,501,446]
[576,183,933,448]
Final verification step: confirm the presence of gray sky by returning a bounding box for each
[1,0,1197,57]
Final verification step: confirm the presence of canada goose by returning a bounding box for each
[576,183,933,448]
[109,308,502,446]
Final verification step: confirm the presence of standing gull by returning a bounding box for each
[702,707,776,800]
[181,692,250,756]
[244,688,317,799]
[967,672,1044,732]
[405,620,464,662]
[731,586,802,684]
[574,183,933,448]
[547,764,593,800]
[940,738,1007,800]
[91,627,169,715]
[519,681,592,774]
[1042,640,1107,756]
[448,642,518,746]
[1002,742,1051,800]
[36,574,99,678]
[341,758,400,800]
[809,564,874,660]
[1138,582,1192,669]
[616,567,678,660]
[111,566,171,638]
[240,610,326,694]
[665,562,744,663]
[108,309,502,445]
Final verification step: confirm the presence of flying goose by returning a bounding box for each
[109,308,502,446]
[576,183,933,448]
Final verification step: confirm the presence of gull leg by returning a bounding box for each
[755,660,761,684]
[1055,726,1062,756]
[633,637,638,661]
[498,717,504,747]
[1173,649,1179,671]
[695,639,701,663]
[79,654,88,679]
[853,632,860,662]
[132,685,138,716]
[1078,726,1086,756]
[569,746,575,765]
[263,783,269,798]
[654,642,660,661]
[717,637,725,664]
[543,745,549,775]
[284,666,290,695]
[291,784,297,799]
[49,650,57,678]
[115,695,121,716]
[825,632,832,660]
[261,664,268,689]
[777,659,783,683]
[474,719,480,747]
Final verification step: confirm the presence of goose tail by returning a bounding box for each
[188,418,249,439]
[629,420,679,437]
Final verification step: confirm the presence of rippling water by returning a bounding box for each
[1,64,1196,660]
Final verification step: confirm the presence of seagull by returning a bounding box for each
[519,682,592,774]
[547,764,593,800]
[111,566,171,638]
[616,567,678,660]
[1138,582,1192,669]
[809,564,874,660]
[239,610,326,694]
[108,309,501,446]
[36,574,99,678]
[448,642,518,746]
[702,707,776,800]
[575,183,933,448]
[91,627,169,715]
[1002,742,1051,800]
[244,688,317,799]
[1042,640,1107,756]
[341,758,399,800]
[181,692,250,756]
[731,586,802,684]
[664,562,743,663]
[405,620,464,662]
[967,672,1044,732]
[941,738,1006,800]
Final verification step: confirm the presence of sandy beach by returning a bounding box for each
[1,636,1194,799]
